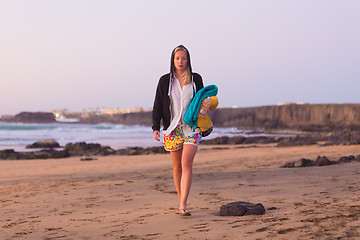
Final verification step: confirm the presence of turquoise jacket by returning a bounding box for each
[184,84,218,129]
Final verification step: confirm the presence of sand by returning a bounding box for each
[1,144,360,239]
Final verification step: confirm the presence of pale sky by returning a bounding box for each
[1,0,359,115]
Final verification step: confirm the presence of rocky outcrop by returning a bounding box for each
[0,149,70,160]
[63,143,167,157]
[12,112,56,123]
[116,146,167,155]
[220,201,266,216]
[0,140,168,160]
[281,155,360,168]
[64,142,116,156]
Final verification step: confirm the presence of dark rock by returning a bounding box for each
[128,147,147,155]
[202,136,231,145]
[294,158,314,167]
[26,138,61,149]
[220,201,265,216]
[81,157,97,161]
[267,207,278,210]
[116,147,146,155]
[0,149,69,160]
[31,150,70,159]
[338,155,355,163]
[282,158,314,168]
[315,156,335,166]
[281,161,295,168]
[145,146,168,154]
[64,142,115,156]
[212,147,231,150]
[101,146,116,155]
[282,154,360,168]
[0,149,18,160]
[65,142,90,156]
[0,149,16,155]
[46,150,70,158]
[116,146,167,155]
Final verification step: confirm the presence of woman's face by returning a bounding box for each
[174,50,188,71]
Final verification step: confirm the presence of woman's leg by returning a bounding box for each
[179,144,198,211]
[170,149,183,200]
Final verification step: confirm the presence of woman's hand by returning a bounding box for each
[203,102,211,112]
[153,130,160,141]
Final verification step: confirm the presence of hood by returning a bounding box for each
[170,45,193,74]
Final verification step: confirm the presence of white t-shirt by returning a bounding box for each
[163,76,200,136]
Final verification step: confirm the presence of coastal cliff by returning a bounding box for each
[209,103,360,130]
[83,103,360,130]
[0,112,56,123]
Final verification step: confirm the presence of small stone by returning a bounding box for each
[81,157,97,161]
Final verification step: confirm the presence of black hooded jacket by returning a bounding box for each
[152,45,204,132]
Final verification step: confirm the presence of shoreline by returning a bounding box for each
[2,128,359,160]
[1,144,360,239]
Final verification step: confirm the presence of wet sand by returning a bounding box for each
[1,144,360,239]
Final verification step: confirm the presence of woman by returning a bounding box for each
[152,45,204,216]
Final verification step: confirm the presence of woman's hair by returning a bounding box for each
[171,45,192,85]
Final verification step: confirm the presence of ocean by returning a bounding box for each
[0,122,251,152]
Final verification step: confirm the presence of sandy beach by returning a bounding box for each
[1,144,360,239]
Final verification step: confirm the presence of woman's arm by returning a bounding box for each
[152,80,163,132]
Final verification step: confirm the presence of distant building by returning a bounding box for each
[277,102,307,106]
[82,107,144,115]
[51,107,145,119]
[0,115,14,121]
[52,109,69,115]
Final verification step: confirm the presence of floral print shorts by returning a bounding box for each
[163,122,202,151]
